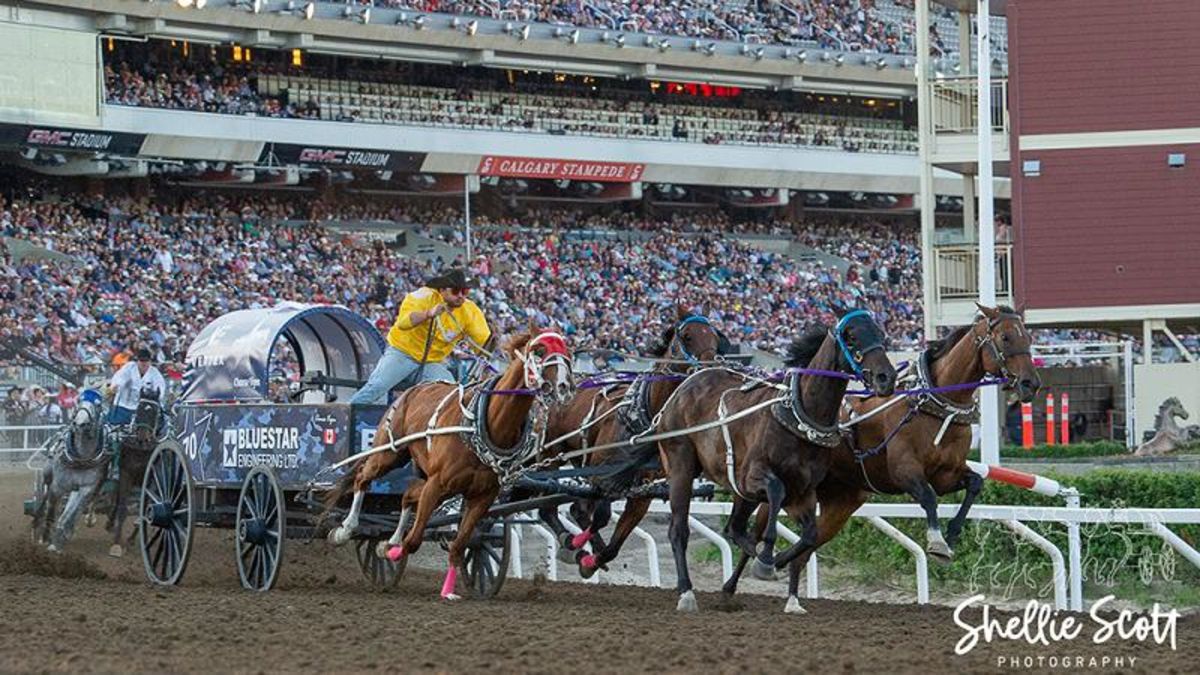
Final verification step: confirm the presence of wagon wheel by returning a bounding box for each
[138,440,194,585]
[354,538,406,590]
[236,465,286,591]
[462,516,512,599]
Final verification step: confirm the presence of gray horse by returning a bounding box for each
[31,399,110,552]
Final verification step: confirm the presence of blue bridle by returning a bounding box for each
[833,309,882,380]
[673,315,713,365]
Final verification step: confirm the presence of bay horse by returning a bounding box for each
[656,309,897,612]
[535,306,722,576]
[31,398,109,552]
[325,329,574,599]
[721,304,1041,613]
[106,389,166,557]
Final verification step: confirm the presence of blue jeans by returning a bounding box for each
[107,406,134,425]
[349,346,454,405]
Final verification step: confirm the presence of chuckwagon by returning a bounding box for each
[139,302,518,593]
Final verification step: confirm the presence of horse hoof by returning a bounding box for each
[927,542,954,564]
[676,590,699,613]
[578,554,600,579]
[327,527,351,547]
[441,593,462,602]
[784,595,807,615]
[108,544,124,558]
[556,546,579,564]
[84,514,96,528]
[751,558,778,581]
[47,544,61,555]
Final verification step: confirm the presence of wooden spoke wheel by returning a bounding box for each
[462,516,512,599]
[235,465,285,591]
[138,440,194,585]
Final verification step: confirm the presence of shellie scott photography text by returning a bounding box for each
[953,594,1180,668]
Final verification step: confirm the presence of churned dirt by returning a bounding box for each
[1,470,1197,674]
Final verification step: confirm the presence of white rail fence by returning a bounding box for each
[0,425,59,460]
[506,500,1200,612]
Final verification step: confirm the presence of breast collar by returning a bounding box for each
[769,371,842,448]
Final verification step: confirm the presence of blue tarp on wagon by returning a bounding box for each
[181,302,385,403]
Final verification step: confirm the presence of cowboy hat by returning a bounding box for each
[425,268,475,289]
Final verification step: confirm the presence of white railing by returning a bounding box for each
[934,243,1013,302]
[0,425,59,458]
[506,498,1200,613]
[931,77,1008,134]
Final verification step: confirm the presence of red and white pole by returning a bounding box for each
[1021,402,1034,448]
[1045,392,1056,446]
[1059,392,1070,445]
[966,460,1063,498]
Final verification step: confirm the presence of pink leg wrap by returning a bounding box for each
[386,545,405,562]
[580,554,597,570]
[440,566,458,598]
[570,530,592,550]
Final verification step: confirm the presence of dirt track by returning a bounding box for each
[2,471,1197,674]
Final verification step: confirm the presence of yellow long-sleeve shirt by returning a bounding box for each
[386,287,491,362]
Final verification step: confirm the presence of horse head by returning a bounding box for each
[1161,397,1189,426]
[974,304,1041,403]
[658,305,722,370]
[131,389,163,448]
[509,327,575,407]
[831,308,897,396]
[68,400,104,460]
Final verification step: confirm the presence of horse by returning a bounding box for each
[105,389,167,557]
[533,306,723,576]
[324,329,575,599]
[1135,397,1200,456]
[30,398,110,552]
[720,304,1042,614]
[655,309,897,612]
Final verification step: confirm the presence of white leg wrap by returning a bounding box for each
[784,595,807,614]
[676,590,699,613]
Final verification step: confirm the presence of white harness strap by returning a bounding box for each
[718,388,747,499]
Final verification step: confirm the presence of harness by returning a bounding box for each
[769,371,843,449]
[460,376,548,485]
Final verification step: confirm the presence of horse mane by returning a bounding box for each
[783,326,828,367]
[926,324,972,362]
[502,331,534,358]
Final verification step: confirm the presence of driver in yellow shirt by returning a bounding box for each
[350,268,491,405]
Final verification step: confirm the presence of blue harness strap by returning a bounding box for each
[673,315,712,364]
[833,309,873,380]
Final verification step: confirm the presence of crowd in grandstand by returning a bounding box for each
[364,0,917,54]
[102,43,918,154]
[2,179,925,388]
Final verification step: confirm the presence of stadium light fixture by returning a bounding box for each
[644,35,655,47]
[820,51,831,63]
[703,42,716,56]
[176,0,207,8]
[518,24,530,41]
[230,0,262,12]
[278,1,315,20]
[875,57,887,69]
[739,44,750,56]
[599,31,610,43]
[342,6,370,24]
[466,20,478,36]
[567,29,579,44]
[614,34,625,48]
[833,53,845,66]
[753,47,765,60]
[795,49,807,63]
[657,39,671,53]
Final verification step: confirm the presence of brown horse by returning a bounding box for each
[656,309,897,612]
[325,329,574,599]
[534,306,722,576]
[105,390,165,558]
[721,304,1042,613]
